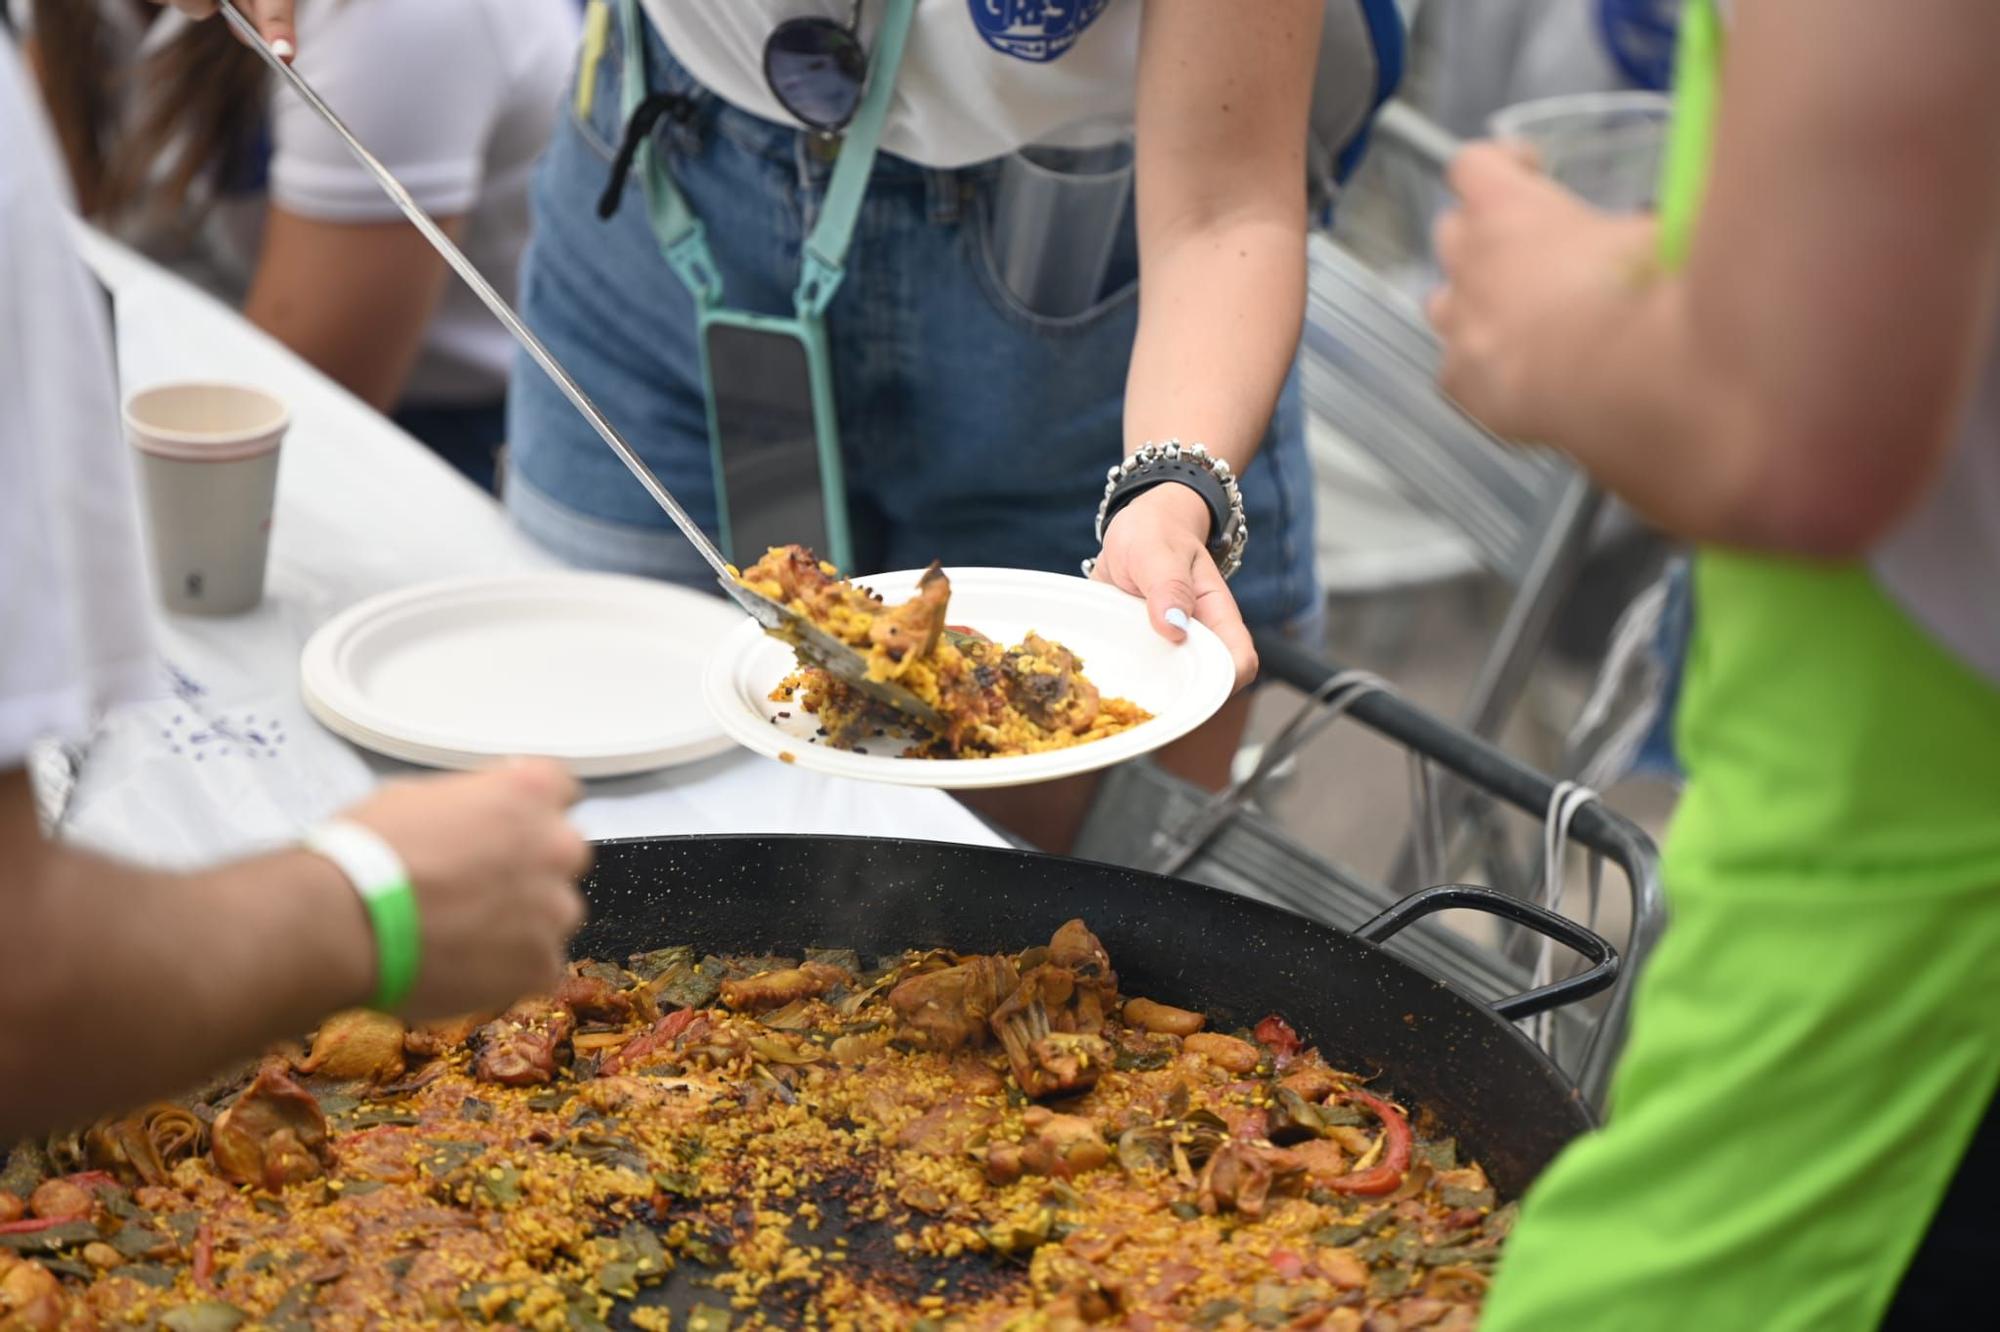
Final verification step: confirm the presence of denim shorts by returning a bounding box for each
[504,15,1322,636]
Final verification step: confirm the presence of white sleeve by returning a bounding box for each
[0,48,156,768]
[269,0,513,222]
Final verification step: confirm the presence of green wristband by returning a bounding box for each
[304,820,422,1012]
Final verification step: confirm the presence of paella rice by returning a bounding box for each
[733,546,1151,758]
[1,922,1510,1331]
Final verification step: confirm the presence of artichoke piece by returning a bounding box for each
[757,1000,817,1031]
[0,1139,51,1196]
[474,1166,523,1207]
[1192,1301,1242,1329]
[804,948,862,974]
[1115,1125,1172,1176]
[0,1219,97,1253]
[652,959,724,1011]
[109,1224,173,1260]
[1266,1087,1328,1145]
[1415,1136,1459,1172]
[626,946,694,982]
[1114,1046,1172,1073]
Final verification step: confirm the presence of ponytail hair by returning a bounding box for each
[30,0,269,222]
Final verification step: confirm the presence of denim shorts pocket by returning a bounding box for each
[965,191,1141,337]
[567,13,628,164]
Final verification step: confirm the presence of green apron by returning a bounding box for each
[1481,4,2000,1327]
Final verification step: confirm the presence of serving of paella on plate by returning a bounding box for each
[733,546,1152,759]
[0,922,1510,1332]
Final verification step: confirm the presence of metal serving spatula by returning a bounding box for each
[218,1,946,735]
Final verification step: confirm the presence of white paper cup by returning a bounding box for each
[125,382,290,615]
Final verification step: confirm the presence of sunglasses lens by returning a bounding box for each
[764,19,867,131]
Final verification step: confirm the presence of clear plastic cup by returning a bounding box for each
[1488,91,1672,212]
[991,133,1135,319]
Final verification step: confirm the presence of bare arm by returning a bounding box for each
[1090,0,1323,683]
[1431,0,2000,557]
[0,760,590,1141]
[242,209,461,414]
[0,770,370,1137]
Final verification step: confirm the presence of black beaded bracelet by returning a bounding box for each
[1081,441,1249,581]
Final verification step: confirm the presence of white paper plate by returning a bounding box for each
[302,573,744,777]
[702,567,1235,789]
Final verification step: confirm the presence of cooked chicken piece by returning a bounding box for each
[300,1009,407,1084]
[950,1052,1007,1096]
[210,1063,333,1191]
[1013,1031,1115,1101]
[0,1194,21,1225]
[720,961,850,1014]
[1018,1108,1110,1179]
[555,973,633,1025]
[1002,633,1103,734]
[403,1013,488,1059]
[1291,1138,1352,1184]
[0,1254,67,1331]
[1122,998,1204,1037]
[740,544,842,612]
[471,1000,575,1087]
[889,955,1020,1050]
[1196,1140,1304,1218]
[1044,920,1117,1034]
[1279,1066,1343,1103]
[1313,1245,1370,1290]
[867,563,948,665]
[892,1095,996,1159]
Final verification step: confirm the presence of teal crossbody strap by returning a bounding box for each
[612,0,918,316]
[795,0,918,317]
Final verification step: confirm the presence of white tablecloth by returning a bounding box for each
[57,231,1002,869]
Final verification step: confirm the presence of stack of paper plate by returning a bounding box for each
[302,573,743,778]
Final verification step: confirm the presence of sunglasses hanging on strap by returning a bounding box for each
[594,0,917,572]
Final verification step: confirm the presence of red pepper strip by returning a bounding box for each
[1254,1014,1303,1062]
[193,1222,216,1293]
[1326,1089,1413,1197]
[1269,1249,1305,1281]
[606,1007,699,1073]
[0,1215,71,1234]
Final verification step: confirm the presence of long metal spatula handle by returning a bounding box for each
[218,0,733,585]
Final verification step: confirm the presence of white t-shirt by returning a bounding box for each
[642,0,1143,167]
[12,0,579,406]
[0,45,156,769]
[1873,354,2000,684]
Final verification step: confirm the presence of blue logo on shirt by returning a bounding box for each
[968,0,1112,62]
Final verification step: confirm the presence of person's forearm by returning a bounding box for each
[0,824,370,1138]
[1518,260,1953,559]
[1123,215,1307,474]
[1507,268,1776,548]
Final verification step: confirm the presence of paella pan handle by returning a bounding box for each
[1355,885,1621,1022]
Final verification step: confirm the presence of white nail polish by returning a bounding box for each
[1164,608,1190,632]
[270,37,296,60]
